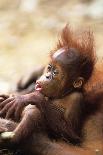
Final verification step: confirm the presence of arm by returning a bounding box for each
[27,133,96,155]
[0,91,45,121]
[1,105,42,144]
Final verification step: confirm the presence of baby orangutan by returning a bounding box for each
[0,25,100,155]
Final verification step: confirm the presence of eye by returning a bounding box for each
[47,64,52,71]
[53,70,59,76]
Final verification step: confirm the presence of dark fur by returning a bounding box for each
[0,25,103,155]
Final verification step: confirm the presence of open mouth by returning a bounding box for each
[35,82,42,91]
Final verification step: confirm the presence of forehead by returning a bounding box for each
[53,48,65,59]
[52,48,79,66]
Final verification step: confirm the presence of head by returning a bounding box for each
[35,25,95,98]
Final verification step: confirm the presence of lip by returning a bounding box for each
[35,82,42,91]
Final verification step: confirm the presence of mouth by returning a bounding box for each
[35,82,42,91]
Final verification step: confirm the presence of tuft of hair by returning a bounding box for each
[51,25,96,82]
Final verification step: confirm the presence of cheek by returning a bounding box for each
[43,80,58,91]
[37,77,59,94]
[58,73,66,88]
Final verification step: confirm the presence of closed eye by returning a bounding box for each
[47,64,52,71]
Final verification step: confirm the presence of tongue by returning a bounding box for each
[35,83,42,91]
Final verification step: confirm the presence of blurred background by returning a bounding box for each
[0,0,103,93]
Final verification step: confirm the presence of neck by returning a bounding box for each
[44,87,83,100]
[60,87,83,99]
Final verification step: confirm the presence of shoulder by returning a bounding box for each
[67,92,83,102]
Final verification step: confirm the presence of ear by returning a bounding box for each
[73,77,84,88]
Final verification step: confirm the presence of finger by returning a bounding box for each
[0,127,8,133]
[6,102,16,119]
[0,97,5,102]
[0,94,9,99]
[15,105,23,121]
[0,101,14,117]
[0,95,10,103]
[0,97,14,109]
